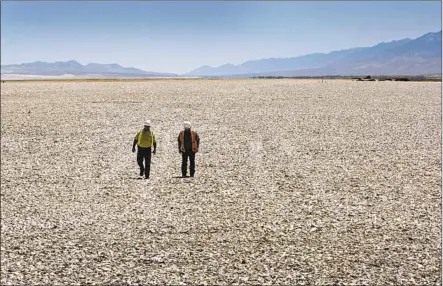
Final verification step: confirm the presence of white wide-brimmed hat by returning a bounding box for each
[144,120,151,126]
[184,121,191,129]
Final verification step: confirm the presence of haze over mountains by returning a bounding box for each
[187,30,442,77]
[0,61,177,78]
[1,30,441,79]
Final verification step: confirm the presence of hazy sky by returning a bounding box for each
[1,1,441,74]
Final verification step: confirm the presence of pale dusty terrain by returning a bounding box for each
[1,79,441,285]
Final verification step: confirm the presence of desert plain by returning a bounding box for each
[1,79,441,285]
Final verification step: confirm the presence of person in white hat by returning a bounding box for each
[132,120,157,179]
[177,121,200,177]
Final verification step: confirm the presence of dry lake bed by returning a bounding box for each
[1,79,441,285]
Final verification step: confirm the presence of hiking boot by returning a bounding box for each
[140,169,144,176]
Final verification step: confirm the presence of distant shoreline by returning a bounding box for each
[1,75,441,83]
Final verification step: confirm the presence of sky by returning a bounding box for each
[1,1,442,74]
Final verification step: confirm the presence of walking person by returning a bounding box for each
[132,120,157,179]
[178,121,200,178]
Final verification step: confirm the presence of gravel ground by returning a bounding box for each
[1,79,441,285]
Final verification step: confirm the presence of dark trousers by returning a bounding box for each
[137,147,152,177]
[182,150,196,177]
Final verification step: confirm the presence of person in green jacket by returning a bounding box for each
[132,120,156,179]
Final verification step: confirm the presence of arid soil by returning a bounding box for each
[1,79,441,285]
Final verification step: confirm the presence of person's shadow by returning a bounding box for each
[125,176,146,180]
[128,176,191,179]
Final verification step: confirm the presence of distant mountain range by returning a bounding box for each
[0,61,178,78]
[1,30,441,79]
[186,30,442,77]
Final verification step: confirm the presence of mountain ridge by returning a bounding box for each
[1,60,178,77]
[1,30,441,78]
[186,30,442,77]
